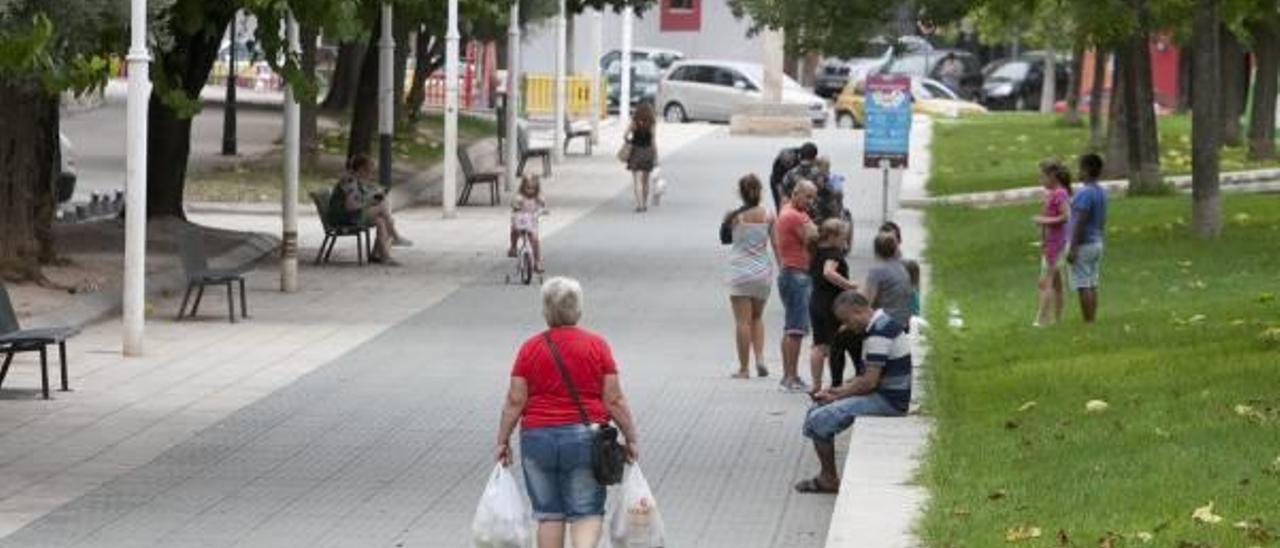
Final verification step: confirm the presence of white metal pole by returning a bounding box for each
[620,9,633,129]
[123,0,150,356]
[591,9,602,143]
[443,0,460,217]
[282,13,300,293]
[378,3,394,188]
[505,1,520,191]
[553,0,567,163]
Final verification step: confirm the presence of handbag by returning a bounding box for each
[616,143,633,163]
[542,332,627,486]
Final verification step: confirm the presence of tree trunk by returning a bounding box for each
[1106,49,1129,177]
[1247,19,1279,160]
[407,31,444,125]
[347,18,382,162]
[1192,0,1222,237]
[147,2,237,218]
[300,22,320,167]
[1089,50,1107,150]
[1177,42,1193,113]
[1040,45,1057,113]
[1129,19,1163,193]
[0,78,59,280]
[321,41,366,112]
[393,26,410,127]
[1220,26,1247,147]
[1064,44,1084,125]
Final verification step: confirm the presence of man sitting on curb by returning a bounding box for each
[795,290,912,494]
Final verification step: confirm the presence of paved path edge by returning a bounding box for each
[826,117,934,548]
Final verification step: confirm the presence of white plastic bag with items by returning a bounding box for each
[472,464,531,548]
[609,465,666,547]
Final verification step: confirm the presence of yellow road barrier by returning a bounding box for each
[523,74,606,117]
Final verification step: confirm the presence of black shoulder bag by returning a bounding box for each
[542,332,627,486]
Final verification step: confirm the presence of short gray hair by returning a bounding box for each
[542,276,584,327]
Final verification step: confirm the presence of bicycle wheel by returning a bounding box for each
[520,250,534,285]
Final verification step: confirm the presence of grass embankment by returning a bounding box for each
[928,113,1280,196]
[187,113,496,203]
[918,194,1280,546]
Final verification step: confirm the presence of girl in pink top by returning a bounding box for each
[1033,161,1072,326]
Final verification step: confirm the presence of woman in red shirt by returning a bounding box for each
[495,277,640,548]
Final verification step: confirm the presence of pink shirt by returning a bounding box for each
[776,204,812,271]
[1041,187,1069,261]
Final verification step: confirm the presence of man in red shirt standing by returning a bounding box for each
[772,180,819,392]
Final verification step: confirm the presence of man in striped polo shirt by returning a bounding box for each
[795,291,912,494]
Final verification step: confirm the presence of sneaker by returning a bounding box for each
[789,378,811,393]
[392,237,414,247]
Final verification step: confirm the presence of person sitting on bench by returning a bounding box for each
[330,154,412,265]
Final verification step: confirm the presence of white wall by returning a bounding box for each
[518,1,763,74]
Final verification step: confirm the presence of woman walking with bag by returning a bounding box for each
[722,174,774,379]
[495,277,640,548]
[624,104,658,212]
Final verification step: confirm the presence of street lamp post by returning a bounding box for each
[553,0,567,163]
[505,1,520,191]
[378,2,394,189]
[282,13,300,293]
[620,8,632,129]
[443,0,459,217]
[222,10,238,156]
[123,0,150,355]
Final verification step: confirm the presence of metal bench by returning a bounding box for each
[176,227,249,323]
[563,114,593,155]
[517,123,552,177]
[458,147,502,206]
[309,190,372,265]
[0,284,78,399]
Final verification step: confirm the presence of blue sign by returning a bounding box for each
[863,75,912,168]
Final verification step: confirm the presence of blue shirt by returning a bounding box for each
[1071,182,1108,245]
[863,310,912,413]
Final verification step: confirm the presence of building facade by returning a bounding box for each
[518,0,765,74]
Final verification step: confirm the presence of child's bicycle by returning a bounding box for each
[506,211,544,286]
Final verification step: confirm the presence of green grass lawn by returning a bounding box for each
[929,113,1280,196]
[918,194,1280,547]
[188,113,497,203]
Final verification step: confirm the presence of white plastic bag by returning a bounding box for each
[472,464,531,548]
[609,465,666,547]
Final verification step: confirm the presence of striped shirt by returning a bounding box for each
[863,309,912,412]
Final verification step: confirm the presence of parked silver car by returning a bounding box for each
[656,60,828,126]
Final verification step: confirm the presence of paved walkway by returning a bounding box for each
[0,122,921,547]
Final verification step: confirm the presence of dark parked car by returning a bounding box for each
[980,56,1071,111]
[815,36,933,98]
[881,49,983,100]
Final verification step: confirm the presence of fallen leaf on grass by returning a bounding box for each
[1135,531,1154,543]
[1085,400,1109,413]
[1017,401,1038,412]
[1155,427,1171,438]
[1192,502,1223,524]
[1098,531,1119,547]
[1259,327,1280,346]
[1177,260,1193,268]
[1259,292,1276,304]
[1234,404,1267,422]
[1005,525,1042,542]
[988,489,1008,500]
[1187,314,1207,324]
[951,507,971,517]
[1056,529,1069,545]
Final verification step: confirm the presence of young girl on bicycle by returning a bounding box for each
[508,175,546,272]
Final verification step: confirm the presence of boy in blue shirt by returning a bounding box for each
[1068,153,1108,323]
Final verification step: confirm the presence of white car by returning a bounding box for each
[657,60,828,126]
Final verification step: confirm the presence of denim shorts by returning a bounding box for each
[778,269,813,336]
[802,393,904,442]
[520,424,605,522]
[1070,242,1104,290]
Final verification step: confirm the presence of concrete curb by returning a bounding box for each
[25,232,279,331]
[904,167,1280,208]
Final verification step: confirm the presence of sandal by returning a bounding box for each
[756,364,769,378]
[730,370,751,379]
[794,477,840,494]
